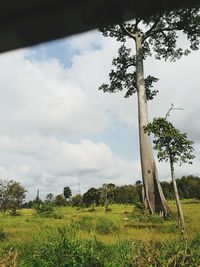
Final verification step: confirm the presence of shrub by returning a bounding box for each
[0,229,8,241]
[37,203,54,217]
[52,212,64,220]
[96,217,120,235]
[70,216,95,232]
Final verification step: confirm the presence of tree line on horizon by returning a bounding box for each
[19,175,200,210]
[0,175,200,218]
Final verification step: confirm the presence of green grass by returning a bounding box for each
[0,201,200,266]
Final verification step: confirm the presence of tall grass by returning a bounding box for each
[0,201,200,266]
[2,227,199,267]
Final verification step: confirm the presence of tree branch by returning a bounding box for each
[143,26,179,42]
[165,103,184,120]
[134,17,141,32]
[119,23,136,40]
[142,15,161,42]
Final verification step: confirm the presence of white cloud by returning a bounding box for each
[0,135,138,199]
[0,50,108,137]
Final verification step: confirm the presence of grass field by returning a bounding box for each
[0,200,200,266]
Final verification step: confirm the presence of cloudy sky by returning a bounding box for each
[0,28,199,200]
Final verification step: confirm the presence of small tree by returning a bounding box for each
[54,195,67,206]
[83,187,100,209]
[0,180,27,215]
[63,187,72,201]
[145,117,195,230]
[71,194,83,207]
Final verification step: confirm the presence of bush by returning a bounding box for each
[70,216,95,232]
[52,212,64,220]
[37,203,54,217]
[96,217,120,235]
[0,229,8,241]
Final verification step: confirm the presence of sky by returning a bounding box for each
[0,28,199,200]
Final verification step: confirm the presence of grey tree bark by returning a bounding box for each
[135,34,169,215]
[170,157,185,230]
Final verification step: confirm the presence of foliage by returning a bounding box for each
[45,193,54,203]
[161,176,200,200]
[83,187,101,207]
[0,179,26,215]
[71,216,95,232]
[37,203,54,217]
[99,8,200,99]
[144,117,195,165]
[63,186,72,200]
[0,229,8,242]
[71,194,84,207]
[54,194,67,206]
[114,184,142,204]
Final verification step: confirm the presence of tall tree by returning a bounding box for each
[63,186,72,200]
[145,117,195,230]
[99,8,200,215]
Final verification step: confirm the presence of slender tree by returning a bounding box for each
[145,117,195,230]
[99,8,200,215]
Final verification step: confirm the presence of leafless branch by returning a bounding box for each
[165,103,184,120]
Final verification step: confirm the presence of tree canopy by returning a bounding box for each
[144,117,195,165]
[99,8,200,99]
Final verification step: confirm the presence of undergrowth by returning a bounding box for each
[1,227,200,267]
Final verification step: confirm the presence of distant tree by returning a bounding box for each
[99,8,200,215]
[135,180,142,186]
[99,184,112,211]
[0,180,8,212]
[22,200,33,209]
[114,185,139,204]
[71,194,83,207]
[54,195,67,206]
[145,117,195,230]
[161,181,174,200]
[33,189,42,213]
[0,180,26,215]
[45,193,54,203]
[63,187,72,200]
[176,175,200,199]
[83,188,101,209]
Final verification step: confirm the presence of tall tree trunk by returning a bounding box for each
[135,34,169,215]
[170,158,185,230]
